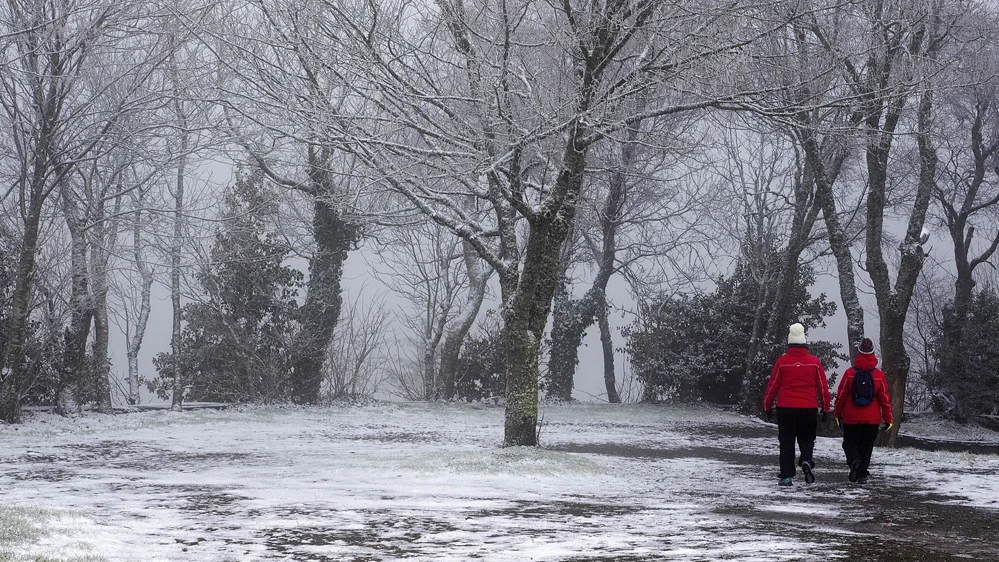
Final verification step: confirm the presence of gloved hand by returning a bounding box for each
[765,409,773,422]
[820,411,828,423]
[881,422,893,432]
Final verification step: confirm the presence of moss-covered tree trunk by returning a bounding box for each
[290,163,359,404]
[545,285,590,402]
[502,214,575,445]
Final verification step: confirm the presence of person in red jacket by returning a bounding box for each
[762,323,832,486]
[834,337,893,483]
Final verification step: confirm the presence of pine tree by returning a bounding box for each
[151,168,302,403]
[624,255,841,404]
[929,286,999,420]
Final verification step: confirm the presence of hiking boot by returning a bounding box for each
[849,460,861,483]
[778,477,793,486]
[801,460,815,484]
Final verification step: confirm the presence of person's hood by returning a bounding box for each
[785,346,810,357]
[854,352,879,370]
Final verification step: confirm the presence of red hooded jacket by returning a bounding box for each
[762,346,831,411]
[834,352,893,425]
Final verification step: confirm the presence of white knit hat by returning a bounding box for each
[788,323,806,344]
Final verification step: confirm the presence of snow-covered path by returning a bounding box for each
[1,403,997,561]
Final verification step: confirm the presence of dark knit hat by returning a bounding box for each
[858,338,874,354]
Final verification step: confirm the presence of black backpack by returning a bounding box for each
[851,369,875,406]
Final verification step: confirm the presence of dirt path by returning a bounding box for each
[552,422,999,562]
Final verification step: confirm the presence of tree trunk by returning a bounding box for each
[92,288,112,413]
[597,295,620,403]
[90,199,115,414]
[439,241,490,400]
[544,114,635,402]
[0,196,45,424]
[503,123,587,445]
[869,88,935,447]
[290,164,359,404]
[545,285,589,402]
[739,272,773,412]
[127,199,153,406]
[423,344,438,400]
[170,132,188,413]
[800,130,865,353]
[58,203,92,415]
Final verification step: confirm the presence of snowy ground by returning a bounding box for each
[1,403,998,561]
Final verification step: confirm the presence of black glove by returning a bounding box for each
[765,409,773,422]
[820,411,828,423]
[881,422,893,432]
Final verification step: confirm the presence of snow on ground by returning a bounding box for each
[0,402,997,561]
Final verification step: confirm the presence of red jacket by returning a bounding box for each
[762,346,831,411]
[834,352,893,425]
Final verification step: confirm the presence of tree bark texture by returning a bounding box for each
[169,124,188,412]
[290,165,359,404]
[90,200,116,414]
[799,129,865,354]
[438,242,490,400]
[503,215,575,446]
[58,227,92,415]
[597,295,620,404]
[127,200,154,406]
[869,87,935,447]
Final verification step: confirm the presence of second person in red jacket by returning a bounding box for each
[763,323,832,486]
[834,337,893,483]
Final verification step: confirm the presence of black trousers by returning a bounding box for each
[776,407,817,479]
[842,423,880,478]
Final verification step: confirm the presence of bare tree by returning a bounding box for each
[545,110,710,404]
[857,2,949,446]
[304,0,779,445]
[753,0,961,443]
[927,26,999,418]
[0,0,162,422]
[210,0,365,406]
[117,169,158,406]
[736,0,869,360]
[324,292,389,401]
[372,220,467,399]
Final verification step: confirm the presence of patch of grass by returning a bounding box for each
[0,505,48,546]
[0,505,107,562]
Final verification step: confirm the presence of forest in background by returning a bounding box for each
[2,0,999,446]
